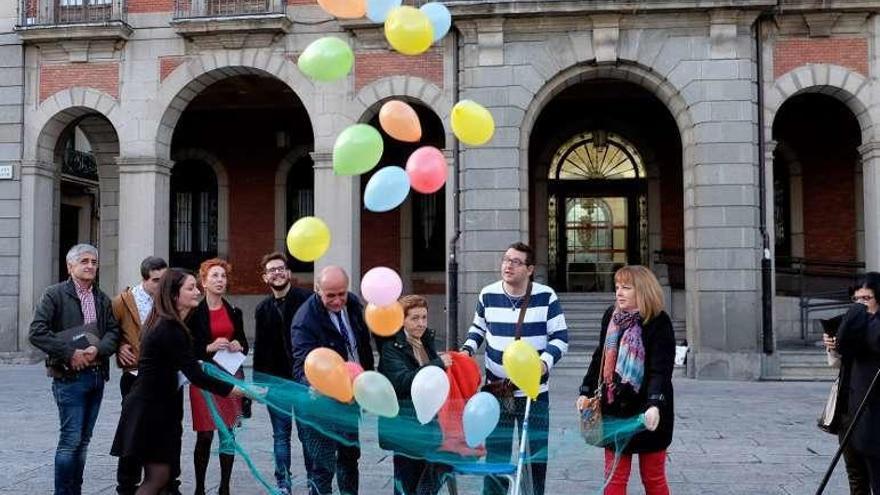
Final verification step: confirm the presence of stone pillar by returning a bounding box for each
[116,157,172,290]
[860,142,880,270]
[312,152,361,289]
[18,160,56,353]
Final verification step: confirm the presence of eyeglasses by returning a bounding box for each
[265,266,287,274]
[852,295,875,303]
[502,257,529,267]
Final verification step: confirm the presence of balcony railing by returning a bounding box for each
[19,0,125,27]
[173,0,285,18]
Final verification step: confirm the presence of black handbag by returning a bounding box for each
[481,283,532,414]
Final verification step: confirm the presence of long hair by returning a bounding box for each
[143,268,196,334]
[614,265,665,323]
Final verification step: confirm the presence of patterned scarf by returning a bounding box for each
[602,309,646,404]
[405,330,429,366]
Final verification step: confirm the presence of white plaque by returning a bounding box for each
[0,165,11,180]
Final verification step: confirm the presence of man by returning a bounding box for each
[112,256,172,495]
[254,252,311,495]
[291,266,374,495]
[29,243,120,495]
[460,242,568,495]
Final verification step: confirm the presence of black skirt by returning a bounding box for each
[111,388,184,464]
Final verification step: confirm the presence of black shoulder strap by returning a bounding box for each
[514,282,532,341]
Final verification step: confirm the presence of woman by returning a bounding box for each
[378,295,453,495]
[111,269,246,495]
[577,265,675,495]
[836,272,880,494]
[188,258,249,495]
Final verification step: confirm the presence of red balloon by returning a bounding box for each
[405,146,447,193]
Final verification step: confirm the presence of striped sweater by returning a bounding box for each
[462,281,569,396]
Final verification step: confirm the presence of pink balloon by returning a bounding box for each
[406,146,447,194]
[361,266,403,306]
[344,362,365,382]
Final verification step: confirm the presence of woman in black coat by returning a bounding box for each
[378,295,452,495]
[577,265,675,495]
[836,271,880,494]
[111,269,245,495]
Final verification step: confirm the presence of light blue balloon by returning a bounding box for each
[463,392,501,448]
[364,166,410,212]
[420,2,451,42]
[366,0,401,23]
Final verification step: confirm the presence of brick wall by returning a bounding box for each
[774,37,868,79]
[801,155,856,261]
[160,56,186,82]
[128,0,173,13]
[355,49,443,91]
[360,206,401,275]
[39,62,119,102]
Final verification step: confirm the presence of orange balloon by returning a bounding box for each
[304,347,353,403]
[365,302,405,337]
[316,0,365,18]
[379,100,422,142]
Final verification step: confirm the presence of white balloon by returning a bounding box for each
[353,371,400,418]
[410,365,449,424]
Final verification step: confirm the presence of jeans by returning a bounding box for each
[52,367,105,495]
[482,392,550,495]
[296,421,359,495]
[269,407,293,491]
[603,449,669,495]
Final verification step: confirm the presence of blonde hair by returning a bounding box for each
[614,265,664,322]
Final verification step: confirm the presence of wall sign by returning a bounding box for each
[0,165,12,180]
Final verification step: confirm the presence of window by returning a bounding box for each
[286,157,315,272]
[170,161,218,271]
[549,131,645,180]
[412,189,445,271]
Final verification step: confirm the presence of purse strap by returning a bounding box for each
[514,282,532,340]
[594,312,609,395]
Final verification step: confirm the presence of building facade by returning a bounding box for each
[0,0,878,379]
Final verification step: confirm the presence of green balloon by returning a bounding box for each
[298,37,354,83]
[333,124,384,176]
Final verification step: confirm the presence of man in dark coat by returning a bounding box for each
[291,265,374,495]
[253,252,310,495]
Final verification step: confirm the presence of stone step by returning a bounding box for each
[775,349,837,381]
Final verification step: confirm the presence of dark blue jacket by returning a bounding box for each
[291,293,374,384]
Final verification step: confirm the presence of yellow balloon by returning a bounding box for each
[502,340,542,400]
[451,100,495,146]
[384,6,433,56]
[286,216,331,262]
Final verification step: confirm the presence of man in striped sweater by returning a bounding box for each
[460,242,568,495]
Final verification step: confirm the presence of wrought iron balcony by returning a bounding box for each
[62,149,99,182]
[173,0,286,18]
[16,0,132,44]
[170,0,290,48]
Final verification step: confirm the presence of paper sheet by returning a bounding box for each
[177,371,189,389]
[213,349,246,375]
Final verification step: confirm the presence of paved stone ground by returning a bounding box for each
[0,364,849,494]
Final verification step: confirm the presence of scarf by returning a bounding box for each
[602,309,646,404]
[405,330,429,366]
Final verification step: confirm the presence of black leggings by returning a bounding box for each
[136,463,170,495]
[194,431,235,495]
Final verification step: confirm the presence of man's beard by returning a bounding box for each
[269,280,290,291]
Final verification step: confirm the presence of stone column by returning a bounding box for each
[116,157,172,290]
[312,152,361,288]
[860,142,880,270]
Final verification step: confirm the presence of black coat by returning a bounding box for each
[291,294,375,384]
[187,298,249,362]
[580,306,675,453]
[836,304,880,456]
[253,287,311,378]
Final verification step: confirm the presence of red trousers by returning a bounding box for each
[603,449,669,495]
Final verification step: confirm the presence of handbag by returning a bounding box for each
[579,339,606,446]
[481,282,532,414]
[818,374,841,434]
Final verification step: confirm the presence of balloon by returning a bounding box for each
[364,302,404,337]
[360,266,403,306]
[297,37,354,83]
[451,100,495,146]
[344,361,365,382]
[333,124,384,176]
[502,340,542,400]
[286,216,331,262]
[379,100,422,142]
[364,166,410,212]
[317,0,365,18]
[366,0,400,23]
[304,348,353,403]
[384,6,433,56]
[353,371,400,418]
[419,2,451,42]
[411,365,449,424]
[463,392,501,448]
[405,146,446,193]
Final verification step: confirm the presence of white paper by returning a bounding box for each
[177,371,189,389]
[674,345,688,366]
[213,349,246,375]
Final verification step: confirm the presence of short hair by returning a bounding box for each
[399,294,428,317]
[66,244,98,265]
[854,272,880,299]
[614,265,665,322]
[140,256,168,280]
[260,252,287,272]
[507,242,534,266]
[198,258,232,284]
[317,265,348,290]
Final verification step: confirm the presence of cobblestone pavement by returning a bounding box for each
[0,364,849,494]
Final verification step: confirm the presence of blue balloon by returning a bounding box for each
[463,392,501,448]
[420,2,451,42]
[364,166,410,212]
[366,0,401,23]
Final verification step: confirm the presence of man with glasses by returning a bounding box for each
[253,252,311,495]
[460,242,568,495]
[291,265,374,495]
